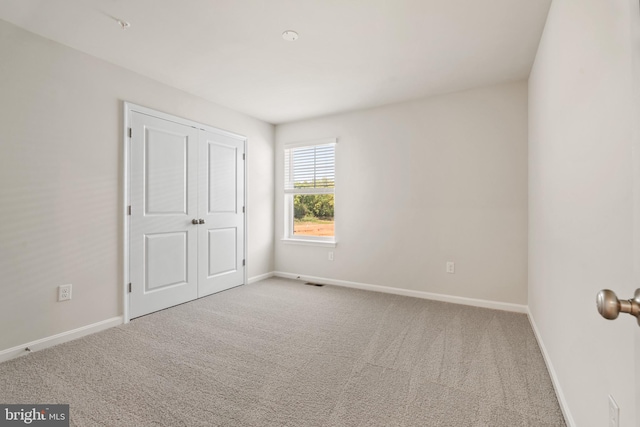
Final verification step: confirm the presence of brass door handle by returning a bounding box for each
[596,289,640,325]
[192,219,199,225]
[198,219,205,224]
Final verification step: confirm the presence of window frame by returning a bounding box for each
[282,138,337,247]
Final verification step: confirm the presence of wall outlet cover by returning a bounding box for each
[446,262,455,274]
[58,284,72,302]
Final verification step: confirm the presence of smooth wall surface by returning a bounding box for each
[528,0,639,425]
[275,81,528,305]
[0,20,275,352]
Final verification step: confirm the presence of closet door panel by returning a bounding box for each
[129,112,198,318]
[198,129,245,297]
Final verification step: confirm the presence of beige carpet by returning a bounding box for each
[0,278,566,426]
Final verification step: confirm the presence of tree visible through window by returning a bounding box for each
[284,140,335,240]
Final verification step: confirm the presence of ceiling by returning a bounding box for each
[0,0,552,124]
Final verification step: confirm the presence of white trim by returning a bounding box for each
[125,102,246,140]
[284,187,335,195]
[283,137,337,149]
[272,271,527,313]
[527,309,575,427]
[280,238,337,248]
[0,317,123,364]
[243,139,248,288]
[248,272,275,284]
[123,104,131,324]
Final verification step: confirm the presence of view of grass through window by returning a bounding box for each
[293,193,334,237]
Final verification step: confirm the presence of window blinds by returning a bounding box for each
[284,141,335,194]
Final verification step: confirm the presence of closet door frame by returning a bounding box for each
[122,102,247,323]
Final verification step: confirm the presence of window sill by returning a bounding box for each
[281,238,337,248]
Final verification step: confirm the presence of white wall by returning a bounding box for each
[275,81,528,305]
[528,0,639,425]
[0,19,275,352]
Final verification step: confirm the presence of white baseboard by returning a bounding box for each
[248,271,275,284]
[527,309,574,427]
[0,316,123,364]
[273,271,527,313]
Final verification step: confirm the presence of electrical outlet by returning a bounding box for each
[446,261,455,274]
[609,395,619,427]
[58,284,72,302]
[328,251,334,261]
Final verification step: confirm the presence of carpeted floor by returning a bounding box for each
[0,278,566,426]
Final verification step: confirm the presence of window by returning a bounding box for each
[284,138,336,244]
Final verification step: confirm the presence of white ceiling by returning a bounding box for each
[0,0,551,124]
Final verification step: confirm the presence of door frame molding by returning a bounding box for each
[122,102,248,323]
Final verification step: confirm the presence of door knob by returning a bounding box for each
[198,219,205,224]
[192,219,199,225]
[596,288,640,325]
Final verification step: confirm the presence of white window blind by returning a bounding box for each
[284,141,335,194]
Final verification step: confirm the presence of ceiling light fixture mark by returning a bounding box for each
[117,19,131,30]
[282,30,298,41]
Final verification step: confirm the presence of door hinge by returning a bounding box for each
[128,128,132,138]
[242,153,245,160]
[128,283,132,293]
[242,259,245,266]
[127,205,131,215]
[242,206,245,213]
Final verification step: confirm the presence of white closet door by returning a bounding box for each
[129,112,198,318]
[197,129,245,297]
